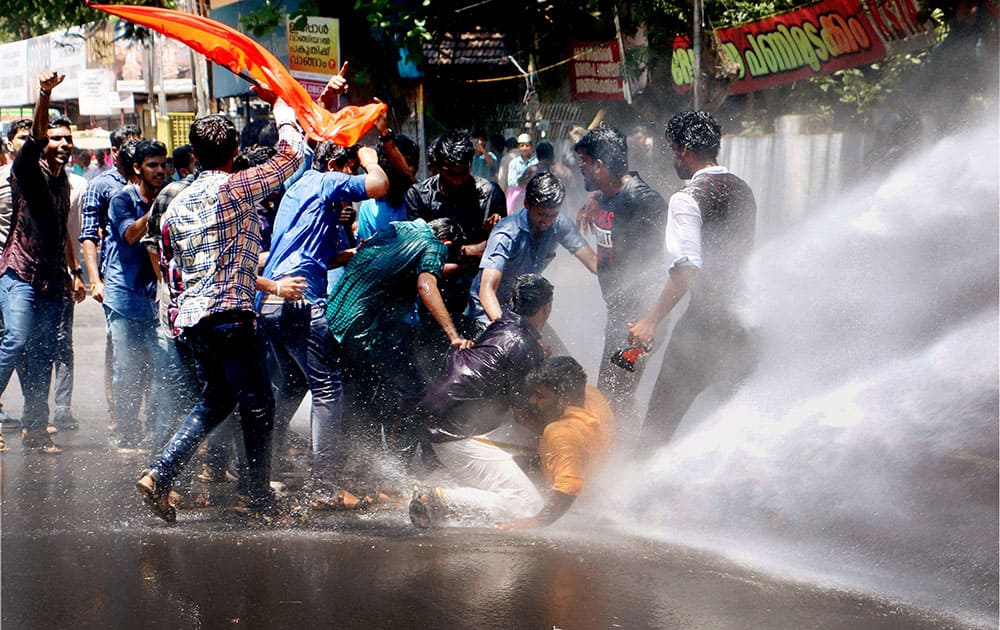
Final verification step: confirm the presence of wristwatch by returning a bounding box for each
[378,129,395,143]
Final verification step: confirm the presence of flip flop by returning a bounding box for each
[136,470,176,523]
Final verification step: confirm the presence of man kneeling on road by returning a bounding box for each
[409,274,556,526]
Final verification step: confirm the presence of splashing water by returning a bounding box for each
[605,117,999,626]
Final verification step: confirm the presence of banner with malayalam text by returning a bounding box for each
[672,0,935,94]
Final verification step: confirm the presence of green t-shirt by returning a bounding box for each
[325,219,446,349]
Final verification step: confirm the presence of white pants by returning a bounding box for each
[432,437,544,521]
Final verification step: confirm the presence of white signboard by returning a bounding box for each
[50,28,88,101]
[0,40,28,106]
[78,69,112,116]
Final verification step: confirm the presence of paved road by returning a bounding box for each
[0,299,974,629]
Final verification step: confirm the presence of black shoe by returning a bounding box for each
[408,484,444,529]
[52,408,79,431]
[0,409,19,428]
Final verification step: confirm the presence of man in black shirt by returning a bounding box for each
[574,125,667,418]
[0,71,85,453]
[405,129,506,373]
[409,274,552,526]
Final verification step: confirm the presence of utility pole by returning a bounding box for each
[693,0,702,110]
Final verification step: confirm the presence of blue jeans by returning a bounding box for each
[151,326,201,449]
[106,308,157,448]
[259,300,344,489]
[149,311,275,509]
[52,296,74,410]
[0,271,64,431]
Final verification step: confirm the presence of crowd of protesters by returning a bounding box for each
[0,67,756,529]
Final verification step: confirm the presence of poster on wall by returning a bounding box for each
[569,41,625,101]
[78,68,113,116]
[287,16,340,100]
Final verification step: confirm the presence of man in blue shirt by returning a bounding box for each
[257,139,387,506]
[467,172,597,331]
[104,140,166,452]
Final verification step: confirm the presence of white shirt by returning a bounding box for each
[665,165,729,271]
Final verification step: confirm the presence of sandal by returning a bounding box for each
[136,470,177,523]
[0,431,6,452]
[309,489,362,511]
[21,428,62,454]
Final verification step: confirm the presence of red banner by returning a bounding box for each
[570,41,624,101]
[671,0,932,95]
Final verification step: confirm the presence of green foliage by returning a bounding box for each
[0,0,171,41]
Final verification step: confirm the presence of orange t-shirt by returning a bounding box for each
[538,386,614,496]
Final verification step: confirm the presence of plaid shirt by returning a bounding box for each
[80,168,126,244]
[164,121,303,329]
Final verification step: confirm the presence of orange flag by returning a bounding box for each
[88,3,385,146]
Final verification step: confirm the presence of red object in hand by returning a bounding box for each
[610,343,653,372]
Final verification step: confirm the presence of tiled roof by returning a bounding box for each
[424,30,508,65]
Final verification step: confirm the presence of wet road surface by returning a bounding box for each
[0,300,976,629]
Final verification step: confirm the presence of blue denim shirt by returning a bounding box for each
[103,185,156,320]
[466,207,586,323]
[258,169,369,307]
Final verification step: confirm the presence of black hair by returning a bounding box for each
[666,111,721,160]
[527,355,587,408]
[379,133,419,206]
[510,273,554,317]
[536,141,554,162]
[427,217,466,245]
[429,129,475,168]
[118,138,141,174]
[48,116,73,130]
[232,145,275,172]
[131,139,167,170]
[574,125,629,177]
[172,144,194,172]
[257,121,278,148]
[110,124,141,149]
[312,141,359,173]
[190,115,239,170]
[524,172,564,209]
[239,119,266,150]
[6,118,31,142]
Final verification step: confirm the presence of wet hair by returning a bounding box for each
[110,123,141,149]
[190,115,239,170]
[6,119,31,141]
[427,217,466,245]
[525,172,565,209]
[132,139,167,171]
[49,116,73,131]
[312,141,359,173]
[239,119,266,150]
[257,122,278,148]
[379,133,420,206]
[536,141,555,162]
[666,111,721,160]
[527,356,587,408]
[172,144,194,172]
[232,145,275,172]
[574,125,628,177]
[118,138,141,173]
[430,129,475,168]
[510,273,554,317]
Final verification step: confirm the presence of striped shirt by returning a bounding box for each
[164,120,303,329]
